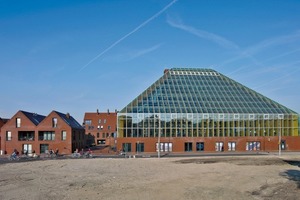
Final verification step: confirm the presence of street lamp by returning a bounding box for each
[158,115,161,158]
[278,114,283,156]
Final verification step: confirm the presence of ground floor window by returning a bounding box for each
[122,143,131,152]
[215,142,224,151]
[156,143,172,152]
[196,142,204,151]
[97,139,106,145]
[246,142,261,151]
[23,144,32,154]
[185,142,193,152]
[40,144,49,153]
[136,143,144,153]
[228,142,236,151]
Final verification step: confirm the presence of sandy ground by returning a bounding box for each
[0,154,300,200]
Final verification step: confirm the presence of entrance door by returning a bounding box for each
[281,140,286,150]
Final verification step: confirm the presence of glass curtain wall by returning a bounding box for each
[118,113,299,138]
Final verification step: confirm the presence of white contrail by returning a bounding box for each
[79,0,178,71]
[167,17,239,50]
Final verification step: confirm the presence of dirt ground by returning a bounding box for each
[0,155,300,200]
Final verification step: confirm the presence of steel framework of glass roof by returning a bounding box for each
[120,68,295,114]
[118,68,299,138]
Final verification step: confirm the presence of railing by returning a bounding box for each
[18,137,34,141]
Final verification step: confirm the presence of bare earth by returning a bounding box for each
[0,154,300,200]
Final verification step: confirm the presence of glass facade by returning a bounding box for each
[118,68,299,139]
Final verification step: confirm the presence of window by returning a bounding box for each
[215,142,224,151]
[18,131,35,141]
[61,131,67,140]
[136,143,144,153]
[23,144,32,154]
[122,143,131,152]
[104,119,107,124]
[97,133,99,138]
[16,118,21,128]
[40,144,49,154]
[6,131,12,141]
[52,118,57,127]
[156,143,172,152]
[108,125,111,130]
[39,131,55,141]
[102,133,105,138]
[246,142,260,151]
[184,142,193,152]
[85,120,92,125]
[228,142,236,151]
[98,119,101,124]
[196,142,204,151]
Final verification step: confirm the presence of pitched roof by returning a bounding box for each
[21,111,46,125]
[120,68,296,114]
[0,117,9,123]
[54,111,84,129]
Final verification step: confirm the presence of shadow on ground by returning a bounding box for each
[280,169,300,189]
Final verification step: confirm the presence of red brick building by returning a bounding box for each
[83,110,117,148]
[0,117,9,154]
[0,110,85,155]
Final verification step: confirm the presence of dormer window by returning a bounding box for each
[52,118,58,127]
[16,118,21,128]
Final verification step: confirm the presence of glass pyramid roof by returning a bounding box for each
[120,68,296,114]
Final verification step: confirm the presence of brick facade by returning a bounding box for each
[0,110,85,155]
[116,136,300,153]
[83,110,117,148]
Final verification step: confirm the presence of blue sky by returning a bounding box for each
[1,0,300,122]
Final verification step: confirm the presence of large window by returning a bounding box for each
[156,142,172,152]
[122,143,131,152]
[185,142,193,152]
[18,131,35,141]
[246,142,260,151]
[215,142,224,151]
[228,142,236,151]
[61,131,67,140]
[136,142,144,153]
[196,142,204,151]
[6,131,12,141]
[39,131,55,141]
[16,118,21,128]
[40,144,49,153]
[23,144,32,154]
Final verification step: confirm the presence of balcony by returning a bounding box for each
[18,131,35,141]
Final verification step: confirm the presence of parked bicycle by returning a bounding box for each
[8,151,20,161]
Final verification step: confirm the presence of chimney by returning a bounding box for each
[66,113,70,118]
[97,109,99,115]
[107,109,110,115]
